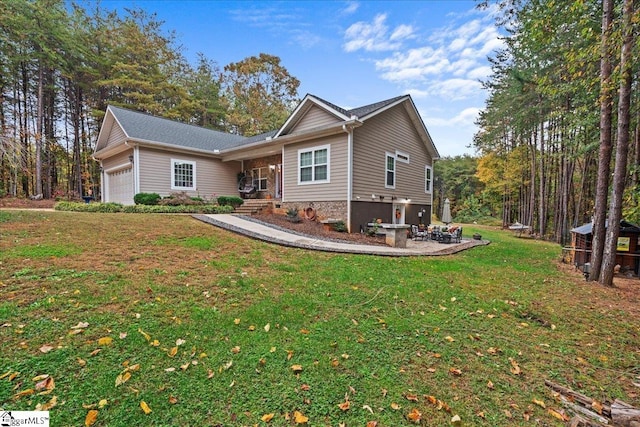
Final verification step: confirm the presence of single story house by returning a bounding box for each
[93,94,440,233]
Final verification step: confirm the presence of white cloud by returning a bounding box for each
[342,1,360,15]
[343,14,413,52]
[423,107,480,128]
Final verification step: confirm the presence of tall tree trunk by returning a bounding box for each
[538,118,546,237]
[35,61,44,197]
[600,0,634,287]
[589,0,614,282]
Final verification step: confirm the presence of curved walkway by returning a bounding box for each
[194,214,489,257]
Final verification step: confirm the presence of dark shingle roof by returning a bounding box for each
[309,94,408,119]
[109,106,247,151]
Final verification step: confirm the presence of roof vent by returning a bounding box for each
[213,149,220,154]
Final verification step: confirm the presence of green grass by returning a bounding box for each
[0,210,638,426]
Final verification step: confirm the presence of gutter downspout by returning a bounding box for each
[125,141,140,199]
[343,122,354,233]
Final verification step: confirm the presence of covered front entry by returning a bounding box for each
[106,167,134,204]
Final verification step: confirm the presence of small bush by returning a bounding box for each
[334,220,347,232]
[216,195,244,208]
[134,193,161,205]
[159,192,204,206]
[286,207,301,223]
[54,201,233,214]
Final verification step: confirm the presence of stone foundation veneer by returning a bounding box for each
[273,201,348,223]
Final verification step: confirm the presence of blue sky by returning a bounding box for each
[90,1,503,157]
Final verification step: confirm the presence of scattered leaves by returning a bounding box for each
[39,344,54,353]
[85,410,98,426]
[509,357,522,375]
[261,413,275,422]
[407,408,422,423]
[97,336,113,346]
[293,410,308,424]
[140,400,152,414]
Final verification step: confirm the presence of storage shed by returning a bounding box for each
[570,220,640,276]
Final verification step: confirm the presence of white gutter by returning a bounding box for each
[343,120,355,233]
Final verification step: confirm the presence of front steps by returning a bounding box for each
[234,199,272,215]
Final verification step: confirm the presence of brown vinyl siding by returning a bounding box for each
[102,150,132,170]
[106,123,126,148]
[352,104,433,205]
[288,105,341,134]
[282,134,348,201]
[138,148,241,198]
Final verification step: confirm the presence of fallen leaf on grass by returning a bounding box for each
[264,323,271,332]
[119,332,127,339]
[77,358,87,367]
[363,404,374,414]
[34,376,55,393]
[487,380,494,390]
[405,393,419,402]
[85,410,98,426]
[138,328,151,341]
[338,400,350,411]
[449,367,462,376]
[366,422,378,427]
[176,338,185,346]
[169,395,178,404]
[291,365,303,374]
[98,399,107,408]
[39,344,54,353]
[532,398,545,408]
[115,372,131,387]
[71,321,89,330]
[407,408,422,423]
[293,410,308,424]
[547,408,569,421]
[13,389,34,400]
[36,395,57,410]
[261,413,274,422]
[391,403,401,410]
[509,357,522,375]
[168,347,178,358]
[140,400,152,414]
[97,337,113,346]
[451,414,461,424]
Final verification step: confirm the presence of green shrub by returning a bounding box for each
[159,192,204,206]
[334,220,347,232]
[54,201,233,214]
[134,193,161,205]
[217,195,244,208]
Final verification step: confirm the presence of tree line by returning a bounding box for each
[462,0,638,286]
[0,0,299,200]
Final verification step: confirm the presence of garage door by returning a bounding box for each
[107,167,134,204]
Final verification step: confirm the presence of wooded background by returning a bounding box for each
[0,0,300,202]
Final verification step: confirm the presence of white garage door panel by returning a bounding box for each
[108,168,133,204]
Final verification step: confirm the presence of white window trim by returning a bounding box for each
[395,150,410,164]
[425,165,433,193]
[385,152,396,189]
[252,166,269,191]
[171,159,196,190]
[298,144,330,185]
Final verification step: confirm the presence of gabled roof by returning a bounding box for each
[273,94,439,159]
[95,94,439,160]
[96,106,247,155]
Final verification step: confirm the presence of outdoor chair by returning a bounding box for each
[411,224,427,241]
[451,227,462,243]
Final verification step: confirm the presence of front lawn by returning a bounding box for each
[0,210,637,426]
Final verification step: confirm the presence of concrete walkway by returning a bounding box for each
[194,214,489,257]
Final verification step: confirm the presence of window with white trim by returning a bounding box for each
[385,153,396,188]
[299,145,329,184]
[425,165,433,193]
[171,159,196,190]
[252,167,269,191]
